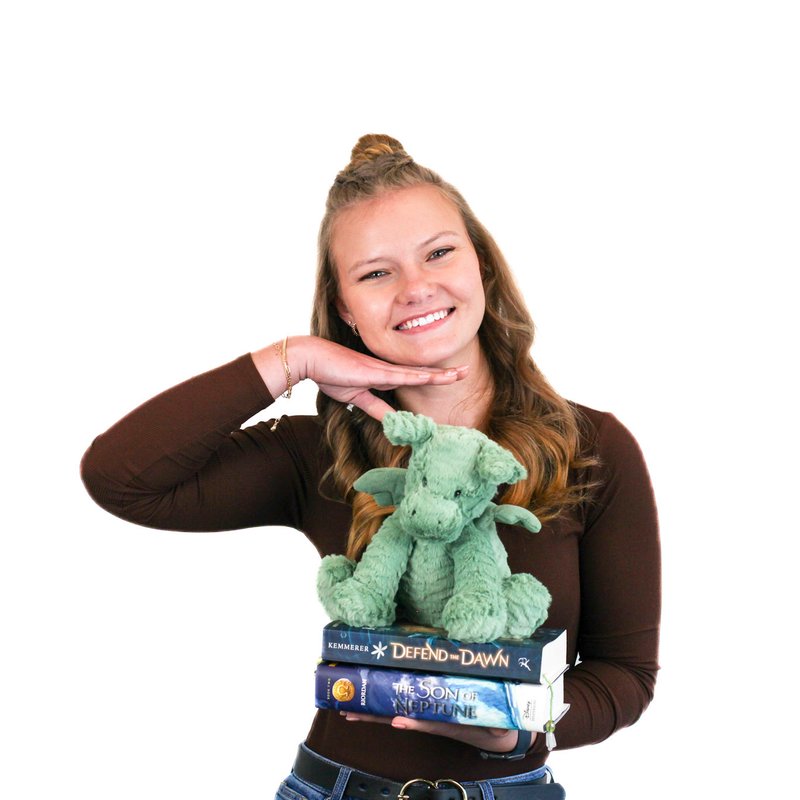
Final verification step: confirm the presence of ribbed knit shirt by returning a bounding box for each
[81,354,660,781]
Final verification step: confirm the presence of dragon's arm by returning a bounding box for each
[351,514,413,598]
[448,515,506,594]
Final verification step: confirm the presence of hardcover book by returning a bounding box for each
[315,661,569,732]
[321,621,567,684]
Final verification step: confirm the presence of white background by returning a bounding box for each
[2,2,797,798]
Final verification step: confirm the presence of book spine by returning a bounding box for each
[322,624,566,684]
[315,662,568,732]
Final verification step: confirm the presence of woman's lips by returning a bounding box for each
[395,307,454,332]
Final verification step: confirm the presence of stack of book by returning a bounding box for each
[315,621,570,734]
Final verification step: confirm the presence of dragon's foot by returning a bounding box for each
[502,573,551,638]
[317,554,355,595]
[322,577,396,629]
[442,589,507,643]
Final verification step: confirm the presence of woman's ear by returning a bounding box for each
[335,296,352,326]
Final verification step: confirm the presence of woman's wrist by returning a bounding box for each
[478,730,535,761]
[251,336,309,399]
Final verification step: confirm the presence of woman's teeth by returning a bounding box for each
[396,309,451,331]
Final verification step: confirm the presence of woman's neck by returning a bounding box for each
[394,346,493,428]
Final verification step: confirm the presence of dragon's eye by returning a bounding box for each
[454,489,462,498]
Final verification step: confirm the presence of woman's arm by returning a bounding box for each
[531,412,661,754]
[80,353,305,531]
[81,337,467,532]
[315,411,659,761]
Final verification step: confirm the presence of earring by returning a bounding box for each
[349,320,360,337]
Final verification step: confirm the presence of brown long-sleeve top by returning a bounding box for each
[80,354,660,781]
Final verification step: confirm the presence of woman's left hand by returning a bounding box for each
[340,711,529,754]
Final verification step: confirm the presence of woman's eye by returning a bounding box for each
[359,270,387,281]
[428,247,454,261]
[421,476,427,487]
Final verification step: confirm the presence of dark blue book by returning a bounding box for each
[315,661,569,732]
[321,622,567,684]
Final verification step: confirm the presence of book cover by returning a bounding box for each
[315,661,569,732]
[321,621,567,684]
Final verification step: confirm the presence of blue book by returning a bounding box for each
[321,622,567,684]
[315,661,569,732]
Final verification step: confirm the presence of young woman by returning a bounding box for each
[81,135,660,796]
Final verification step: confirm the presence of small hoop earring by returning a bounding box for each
[349,320,360,337]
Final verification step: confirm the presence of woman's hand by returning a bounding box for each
[252,336,468,421]
[340,711,531,755]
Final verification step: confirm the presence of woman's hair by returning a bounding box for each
[311,134,597,559]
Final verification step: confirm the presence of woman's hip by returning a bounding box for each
[275,743,565,800]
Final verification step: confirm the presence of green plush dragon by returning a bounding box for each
[317,411,551,643]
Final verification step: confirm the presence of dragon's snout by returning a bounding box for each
[399,492,463,540]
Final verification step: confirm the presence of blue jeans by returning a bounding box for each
[275,744,554,800]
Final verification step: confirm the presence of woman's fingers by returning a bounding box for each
[390,717,520,752]
[328,361,465,391]
[425,364,470,384]
[371,361,470,386]
[340,711,393,725]
[344,390,396,422]
[314,384,399,421]
[315,358,469,420]
[304,336,469,390]
[341,711,524,754]
[366,364,470,390]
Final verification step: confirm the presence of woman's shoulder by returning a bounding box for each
[572,402,649,472]
[570,403,655,525]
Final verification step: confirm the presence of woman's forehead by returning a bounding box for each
[331,185,466,260]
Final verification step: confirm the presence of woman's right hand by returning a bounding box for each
[251,336,467,421]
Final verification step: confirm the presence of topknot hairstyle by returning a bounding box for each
[347,134,408,167]
[326,134,422,209]
[310,134,598,559]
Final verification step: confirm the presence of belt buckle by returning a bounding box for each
[397,778,468,800]
[433,779,468,800]
[398,779,436,800]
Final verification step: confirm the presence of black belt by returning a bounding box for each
[291,745,555,800]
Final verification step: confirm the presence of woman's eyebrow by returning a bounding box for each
[419,230,461,249]
[348,255,388,273]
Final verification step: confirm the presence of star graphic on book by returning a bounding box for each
[371,642,388,660]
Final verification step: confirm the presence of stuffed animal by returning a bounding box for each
[317,411,551,643]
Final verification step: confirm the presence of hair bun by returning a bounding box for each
[349,134,408,168]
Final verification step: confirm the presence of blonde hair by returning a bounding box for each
[311,134,597,559]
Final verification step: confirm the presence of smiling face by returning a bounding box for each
[331,184,486,369]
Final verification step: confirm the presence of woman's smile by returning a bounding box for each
[394,307,454,332]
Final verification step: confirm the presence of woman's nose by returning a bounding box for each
[396,266,435,305]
